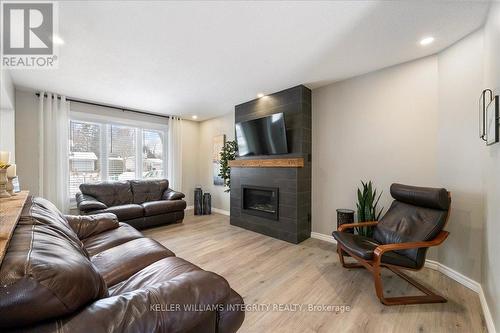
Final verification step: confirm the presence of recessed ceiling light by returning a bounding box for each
[192,115,198,119]
[420,36,434,46]
[52,35,65,45]
[257,93,265,98]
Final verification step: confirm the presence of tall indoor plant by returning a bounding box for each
[356,181,383,237]
[219,140,238,192]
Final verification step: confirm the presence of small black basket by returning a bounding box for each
[336,209,354,234]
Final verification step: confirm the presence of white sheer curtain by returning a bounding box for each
[167,116,183,191]
[38,92,70,213]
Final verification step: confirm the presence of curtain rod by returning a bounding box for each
[35,93,172,120]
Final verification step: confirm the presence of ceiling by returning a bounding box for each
[9,1,491,120]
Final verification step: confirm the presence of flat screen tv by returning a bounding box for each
[235,113,288,156]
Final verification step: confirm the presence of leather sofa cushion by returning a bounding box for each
[390,183,449,210]
[142,200,187,216]
[44,271,233,333]
[109,257,201,295]
[373,200,447,266]
[29,197,86,255]
[80,181,133,207]
[332,231,418,269]
[91,237,175,286]
[83,223,143,257]
[107,257,245,332]
[66,213,119,240]
[0,197,107,329]
[93,204,144,221]
[131,179,169,204]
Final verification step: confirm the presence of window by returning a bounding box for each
[108,125,137,181]
[68,118,167,198]
[143,129,164,179]
[69,121,102,196]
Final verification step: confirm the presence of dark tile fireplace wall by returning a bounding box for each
[230,85,312,244]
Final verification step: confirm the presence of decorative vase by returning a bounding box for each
[6,177,16,196]
[194,187,203,215]
[0,169,11,198]
[203,193,211,215]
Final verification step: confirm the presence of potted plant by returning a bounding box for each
[356,181,383,237]
[219,140,238,193]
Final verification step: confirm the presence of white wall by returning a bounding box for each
[0,69,15,109]
[481,2,500,330]
[181,119,200,206]
[197,112,235,212]
[15,90,39,194]
[71,101,170,125]
[436,30,485,283]
[0,69,16,160]
[0,108,16,160]
[312,55,439,237]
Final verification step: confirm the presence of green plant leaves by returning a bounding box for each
[218,140,238,193]
[356,180,383,237]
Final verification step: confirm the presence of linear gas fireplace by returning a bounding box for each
[241,185,279,220]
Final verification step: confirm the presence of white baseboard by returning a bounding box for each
[423,260,480,293]
[185,205,229,216]
[310,232,495,332]
[311,232,336,244]
[479,286,496,333]
[212,208,230,216]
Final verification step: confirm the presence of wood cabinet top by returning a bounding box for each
[0,191,29,265]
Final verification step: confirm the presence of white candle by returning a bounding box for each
[0,151,10,164]
[7,164,16,178]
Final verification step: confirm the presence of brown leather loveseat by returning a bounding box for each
[0,196,245,332]
[76,179,186,229]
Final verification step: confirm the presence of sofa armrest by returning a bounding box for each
[76,192,107,212]
[338,221,378,232]
[65,213,119,239]
[29,271,232,333]
[219,289,245,333]
[162,188,186,200]
[373,230,449,262]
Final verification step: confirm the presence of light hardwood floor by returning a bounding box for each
[143,212,487,333]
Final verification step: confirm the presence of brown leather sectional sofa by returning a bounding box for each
[0,196,245,332]
[76,179,186,230]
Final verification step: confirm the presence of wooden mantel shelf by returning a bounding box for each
[229,158,304,168]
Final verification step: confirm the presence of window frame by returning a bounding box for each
[69,111,168,206]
